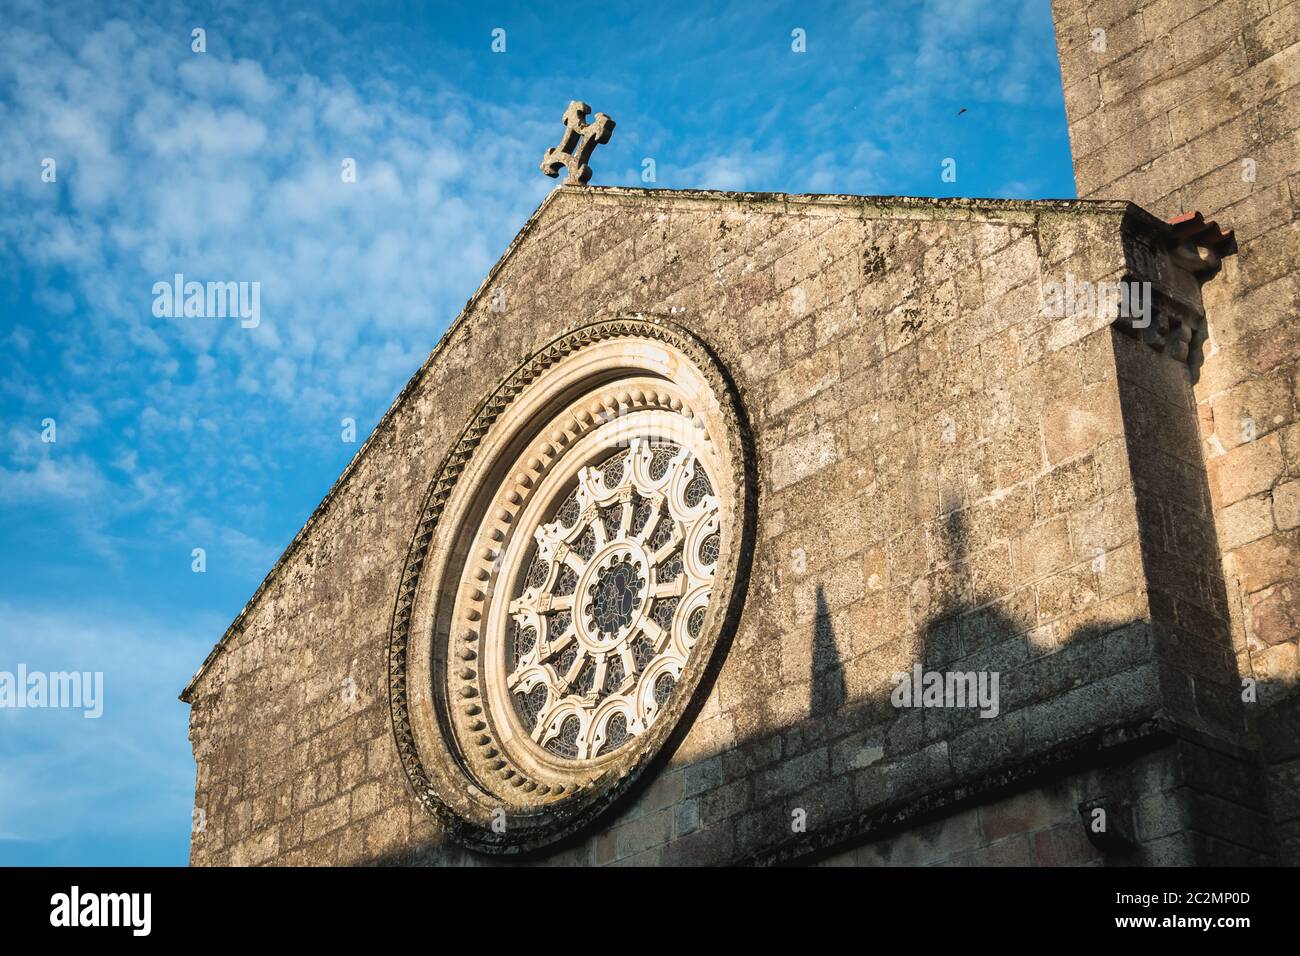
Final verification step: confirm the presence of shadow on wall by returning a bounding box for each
[356,224,1297,867]
[365,501,1281,868]
[368,347,1296,866]
[811,585,845,718]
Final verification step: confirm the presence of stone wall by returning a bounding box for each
[1052,0,1300,862]
[184,187,1261,865]
[818,740,1267,867]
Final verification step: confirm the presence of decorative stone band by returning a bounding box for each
[387,314,755,854]
[1111,207,1238,368]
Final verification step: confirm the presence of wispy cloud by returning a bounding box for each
[0,5,553,563]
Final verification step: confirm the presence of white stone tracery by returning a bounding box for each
[392,320,749,848]
[505,437,719,761]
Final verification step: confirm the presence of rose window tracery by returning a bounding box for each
[388,317,752,853]
[504,440,719,762]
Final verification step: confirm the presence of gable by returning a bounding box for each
[180,186,1140,705]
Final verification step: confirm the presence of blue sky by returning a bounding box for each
[0,0,1075,865]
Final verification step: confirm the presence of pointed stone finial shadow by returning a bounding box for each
[811,584,846,717]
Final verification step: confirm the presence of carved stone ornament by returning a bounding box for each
[540,100,615,185]
[388,315,754,854]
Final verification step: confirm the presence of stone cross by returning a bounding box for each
[540,101,615,185]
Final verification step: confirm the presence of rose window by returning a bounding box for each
[388,318,751,852]
[505,440,719,762]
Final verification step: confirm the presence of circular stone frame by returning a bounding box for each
[387,315,755,855]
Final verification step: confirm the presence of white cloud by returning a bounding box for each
[0,453,106,503]
[888,0,1062,110]
[0,6,553,562]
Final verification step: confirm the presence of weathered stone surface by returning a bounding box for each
[540,101,615,186]
[1053,0,1300,865]
[177,178,1279,866]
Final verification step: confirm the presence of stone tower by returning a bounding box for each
[1053,0,1300,863]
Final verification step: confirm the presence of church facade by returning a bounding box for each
[181,0,1300,865]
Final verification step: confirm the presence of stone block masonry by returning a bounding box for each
[1053,0,1300,863]
[181,182,1271,865]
